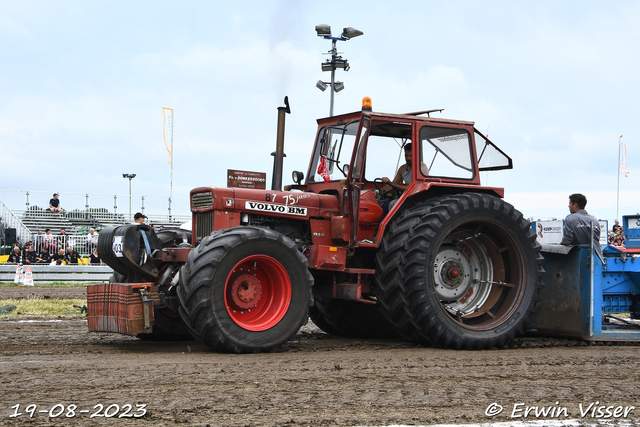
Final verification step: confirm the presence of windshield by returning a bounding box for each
[309,120,359,183]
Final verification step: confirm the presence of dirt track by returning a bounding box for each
[2,287,640,426]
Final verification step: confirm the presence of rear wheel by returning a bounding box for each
[177,227,313,353]
[376,193,544,349]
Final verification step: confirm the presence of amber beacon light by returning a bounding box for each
[362,97,372,111]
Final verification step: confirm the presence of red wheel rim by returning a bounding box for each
[224,255,291,331]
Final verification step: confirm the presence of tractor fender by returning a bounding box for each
[373,182,504,246]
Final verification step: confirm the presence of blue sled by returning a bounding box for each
[531,242,640,341]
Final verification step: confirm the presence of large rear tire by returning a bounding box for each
[177,227,313,353]
[376,193,544,349]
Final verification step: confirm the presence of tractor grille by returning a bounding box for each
[192,191,213,209]
[195,211,215,243]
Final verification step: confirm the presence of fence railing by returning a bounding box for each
[0,190,191,224]
[0,199,31,246]
[32,233,95,257]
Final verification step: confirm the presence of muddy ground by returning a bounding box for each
[2,287,640,427]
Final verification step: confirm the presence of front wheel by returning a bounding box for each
[376,193,544,349]
[177,227,313,353]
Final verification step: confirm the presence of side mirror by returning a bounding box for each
[292,170,304,185]
[341,164,350,176]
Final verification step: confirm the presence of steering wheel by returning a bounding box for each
[373,178,401,199]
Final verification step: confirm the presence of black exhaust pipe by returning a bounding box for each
[271,96,291,191]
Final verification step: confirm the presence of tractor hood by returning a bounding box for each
[190,186,340,220]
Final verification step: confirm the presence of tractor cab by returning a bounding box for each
[290,98,514,246]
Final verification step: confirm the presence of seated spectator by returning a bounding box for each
[49,192,64,214]
[57,228,69,248]
[65,247,86,265]
[22,243,36,265]
[613,220,623,235]
[55,259,63,266]
[87,228,99,252]
[7,246,22,264]
[52,248,66,265]
[36,246,52,264]
[90,248,101,265]
[35,230,45,253]
[44,228,56,252]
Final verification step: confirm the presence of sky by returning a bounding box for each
[1,1,639,224]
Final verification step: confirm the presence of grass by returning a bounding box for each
[0,298,87,317]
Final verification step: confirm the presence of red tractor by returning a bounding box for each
[91,97,544,353]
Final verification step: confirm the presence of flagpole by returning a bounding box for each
[617,136,620,222]
[169,110,174,221]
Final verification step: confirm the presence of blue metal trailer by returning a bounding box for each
[531,215,640,340]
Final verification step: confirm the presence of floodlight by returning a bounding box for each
[341,27,363,39]
[315,24,363,116]
[315,24,331,37]
[316,80,328,92]
[333,58,349,70]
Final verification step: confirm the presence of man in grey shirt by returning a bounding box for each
[560,193,604,263]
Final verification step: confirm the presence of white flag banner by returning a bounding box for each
[620,135,629,177]
[163,107,173,164]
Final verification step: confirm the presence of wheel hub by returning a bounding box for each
[434,232,495,317]
[434,247,471,301]
[230,274,262,309]
[440,260,464,288]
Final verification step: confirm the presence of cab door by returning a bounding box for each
[346,116,370,246]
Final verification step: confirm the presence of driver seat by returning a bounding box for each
[359,190,384,224]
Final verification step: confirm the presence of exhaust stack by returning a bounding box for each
[271,96,291,191]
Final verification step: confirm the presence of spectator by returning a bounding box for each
[560,193,603,263]
[22,243,36,265]
[613,220,623,235]
[7,245,22,264]
[90,248,102,265]
[35,230,45,253]
[134,212,147,225]
[36,246,51,264]
[44,228,55,252]
[57,228,69,248]
[87,228,99,252]
[49,193,64,214]
[614,233,626,248]
[52,248,66,265]
[55,259,63,266]
[65,246,86,265]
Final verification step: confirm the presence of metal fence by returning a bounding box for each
[0,199,31,246]
[32,233,95,257]
[0,190,190,224]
